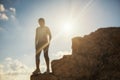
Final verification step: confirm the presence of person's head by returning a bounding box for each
[38,18,45,27]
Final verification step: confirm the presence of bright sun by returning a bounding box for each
[63,21,73,33]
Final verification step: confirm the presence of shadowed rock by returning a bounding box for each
[52,27,120,80]
[30,73,58,80]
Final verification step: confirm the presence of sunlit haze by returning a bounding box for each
[0,0,120,80]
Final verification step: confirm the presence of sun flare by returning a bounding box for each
[62,21,73,33]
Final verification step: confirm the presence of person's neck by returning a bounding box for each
[40,25,45,28]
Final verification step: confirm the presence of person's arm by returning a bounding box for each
[35,28,38,48]
[47,27,52,41]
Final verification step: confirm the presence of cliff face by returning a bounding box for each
[52,27,120,80]
[30,27,120,80]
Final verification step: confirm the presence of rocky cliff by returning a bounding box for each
[30,27,120,80]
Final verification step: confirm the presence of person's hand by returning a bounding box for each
[48,39,51,45]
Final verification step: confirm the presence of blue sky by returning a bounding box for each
[0,0,120,80]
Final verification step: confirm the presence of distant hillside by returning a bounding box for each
[31,27,120,80]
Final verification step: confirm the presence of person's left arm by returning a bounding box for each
[47,27,52,41]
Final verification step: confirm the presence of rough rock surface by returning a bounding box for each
[30,73,58,80]
[30,27,120,80]
[52,27,120,80]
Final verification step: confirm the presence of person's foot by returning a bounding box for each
[33,69,41,75]
[44,71,50,74]
[44,69,50,74]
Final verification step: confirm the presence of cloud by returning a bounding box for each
[10,15,16,21]
[0,4,8,20]
[9,8,16,14]
[0,13,8,20]
[0,4,5,12]
[0,64,4,73]
[5,57,29,74]
[5,57,12,61]
[9,7,16,20]
[1,57,30,74]
[0,4,17,21]
[0,57,31,80]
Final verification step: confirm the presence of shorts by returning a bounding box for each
[36,41,49,54]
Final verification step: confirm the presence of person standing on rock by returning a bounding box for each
[33,18,52,74]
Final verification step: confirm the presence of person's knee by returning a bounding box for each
[44,53,49,60]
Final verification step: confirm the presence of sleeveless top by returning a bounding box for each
[36,26,49,43]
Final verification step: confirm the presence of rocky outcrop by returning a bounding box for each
[52,27,120,80]
[30,27,120,80]
[30,73,58,80]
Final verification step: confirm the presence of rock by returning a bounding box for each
[52,27,120,80]
[30,73,58,80]
[30,27,120,80]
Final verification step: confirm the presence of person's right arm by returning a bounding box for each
[35,28,38,48]
[47,27,52,41]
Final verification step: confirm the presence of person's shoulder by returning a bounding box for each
[45,26,50,30]
[36,27,40,30]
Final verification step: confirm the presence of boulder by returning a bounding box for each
[52,27,120,80]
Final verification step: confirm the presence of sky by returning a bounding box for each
[0,0,120,80]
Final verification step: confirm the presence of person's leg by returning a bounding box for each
[33,46,42,74]
[44,45,50,73]
[36,51,41,70]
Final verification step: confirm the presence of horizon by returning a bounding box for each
[0,0,120,80]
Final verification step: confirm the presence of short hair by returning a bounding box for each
[38,18,45,23]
